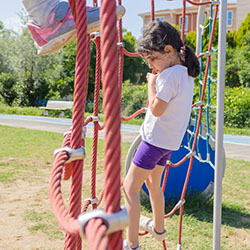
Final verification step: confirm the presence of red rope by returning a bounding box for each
[90,38,101,210]
[123,48,140,57]
[93,0,98,7]
[121,108,146,121]
[100,0,123,249]
[49,0,89,239]
[85,218,109,250]
[50,152,80,234]
[62,133,72,180]
[65,0,90,248]
[186,0,215,6]
[151,0,155,21]
[162,166,170,192]
[118,0,124,91]
[181,0,186,43]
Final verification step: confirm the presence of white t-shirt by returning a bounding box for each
[140,65,194,151]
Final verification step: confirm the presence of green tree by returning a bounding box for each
[184,30,196,51]
[237,32,250,88]
[236,12,250,48]
[51,39,96,101]
[0,73,17,105]
[0,22,19,104]
[7,28,62,106]
[49,40,76,99]
[122,31,148,84]
[224,48,241,87]
[226,30,237,49]
[202,18,219,52]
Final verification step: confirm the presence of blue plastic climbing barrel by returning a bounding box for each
[125,119,225,203]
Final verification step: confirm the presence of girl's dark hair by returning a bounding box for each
[136,21,200,78]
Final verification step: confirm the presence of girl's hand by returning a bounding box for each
[146,72,158,86]
[147,72,167,117]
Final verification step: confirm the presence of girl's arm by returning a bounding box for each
[147,73,168,117]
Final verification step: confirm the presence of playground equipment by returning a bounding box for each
[48,0,227,249]
[125,119,226,203]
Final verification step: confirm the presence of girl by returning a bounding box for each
[123,21,200,250]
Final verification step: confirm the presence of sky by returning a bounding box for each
[0,0,236,39]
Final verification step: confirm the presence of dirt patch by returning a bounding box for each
[0,157,103,250]
[226,228,250,249]
[0,179,64,250]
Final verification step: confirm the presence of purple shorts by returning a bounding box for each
[132,140,172,170]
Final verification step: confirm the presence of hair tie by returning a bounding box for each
[179,44,186,62]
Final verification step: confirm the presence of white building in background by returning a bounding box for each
[139,0,250,34]
[236,0,250,29]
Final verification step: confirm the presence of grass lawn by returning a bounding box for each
[0,126,249,249]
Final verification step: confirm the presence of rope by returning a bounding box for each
[151,0,155,21]
[89,37,101,210]
[49,1,90,248]
[186,0,216,6]
[123,48,140,57]
[181,0,186,42]
[49,0,110,249]
[85,218,109,249]
[118,0,124,91]
[100,0,123,249]
[65,0,90,247]
[121,108,146,121]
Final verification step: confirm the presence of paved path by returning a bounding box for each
[0,114,249,162]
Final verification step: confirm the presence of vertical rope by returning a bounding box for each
[100,0,123,249]
[93,0,98,7]
[65,0,90,249]
[91,37,101,209]
[151,0,155,21]
[206,4,214,160]
[118,0,124,90]
[181,0,186,43]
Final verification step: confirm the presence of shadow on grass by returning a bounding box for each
[141,191,250,230]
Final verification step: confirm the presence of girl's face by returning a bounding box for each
[143,52,170,73]
[143,45,181,73]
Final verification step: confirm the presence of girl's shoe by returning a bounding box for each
[139,215,166,242]
[123,240,142,250]
[27,2,126,55]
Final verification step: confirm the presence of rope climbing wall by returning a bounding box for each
[47,0,227,249]
[49,0,123,249]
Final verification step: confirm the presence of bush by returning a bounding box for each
[121,83,147,118]
[193,83,250,128]
[223,87,250,128]
[120,83,250,128]
[97,83,147,119]
[0,73,17,105]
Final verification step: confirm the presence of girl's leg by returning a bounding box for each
[145,165,165,233]
[123,163,153,249]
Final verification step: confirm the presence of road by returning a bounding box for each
[0,114,249,162]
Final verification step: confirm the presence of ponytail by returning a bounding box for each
[182,45,200,78]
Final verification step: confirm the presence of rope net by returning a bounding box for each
[48,0,221,249]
